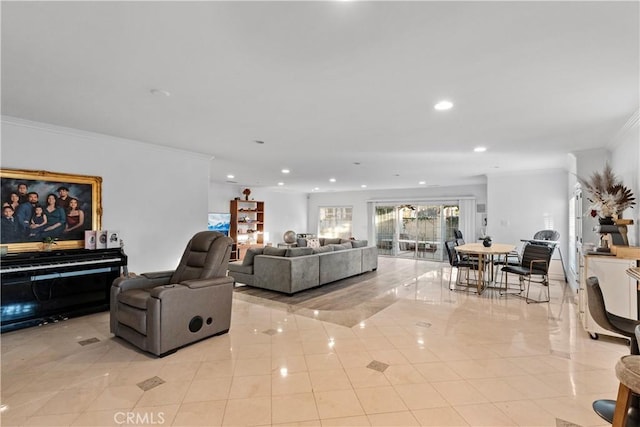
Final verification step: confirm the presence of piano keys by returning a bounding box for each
[0,248,127,332]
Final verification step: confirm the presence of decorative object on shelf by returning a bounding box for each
[598,217,615,226]
[42,236,57,251]
[580,163,636,219]
[283,230,296,244]
[482,236,492,247]
[242,188,251,201]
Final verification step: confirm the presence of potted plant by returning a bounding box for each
[580,163,635,223]
[42,236,58,251]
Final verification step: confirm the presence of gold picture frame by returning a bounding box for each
[1,168,102,252]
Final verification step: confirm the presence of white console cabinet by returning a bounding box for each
[578,254,639,339]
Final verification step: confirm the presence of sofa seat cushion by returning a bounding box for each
[118,288,152,309]
[228,262,253,275]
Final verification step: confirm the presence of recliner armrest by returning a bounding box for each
[112,271,174,292]
[149,283,188,298]
[147,276,233,298]
[181,276,234,289]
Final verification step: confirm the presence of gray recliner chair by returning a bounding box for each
[110,231,234,357]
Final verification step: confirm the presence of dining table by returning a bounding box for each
[455,242,516,294]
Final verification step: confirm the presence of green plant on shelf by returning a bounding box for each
[42,236,58,251]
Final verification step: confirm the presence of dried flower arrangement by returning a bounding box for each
[580,163,635,218]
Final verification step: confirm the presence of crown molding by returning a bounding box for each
[609,109,640,150]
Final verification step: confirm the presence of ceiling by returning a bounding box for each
[2,1,638,193]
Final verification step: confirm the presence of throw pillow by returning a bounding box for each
[263,246,287,257]
[285,247,314,257]
[242,247,264,266]
[296,238,308,247]
[307,238,320,248]
[328,243,346,251]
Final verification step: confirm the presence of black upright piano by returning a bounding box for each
[0,248,127,332]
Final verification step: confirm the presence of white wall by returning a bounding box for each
[307,184,487,243]
[487,169,568,264]
[610,112,639,246]
[1,117,211,272]
[208,183,308,246]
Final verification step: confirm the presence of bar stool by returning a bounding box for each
[614,354,640,427]
[587,276,640,425]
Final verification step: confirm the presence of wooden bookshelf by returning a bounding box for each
[229,199,264,261]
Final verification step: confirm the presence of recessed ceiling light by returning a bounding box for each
[314,187,320,191]
[329,178,336,183]
[361,184,367,188]
[150,88,171,97]
[419,181,426,185]
[227,174,234,179]
[434,100,453,110]
[474,146,487,153]
[281,169,290,174]
[278,182,284,186]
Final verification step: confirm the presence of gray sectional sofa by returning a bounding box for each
[228,238,378,294]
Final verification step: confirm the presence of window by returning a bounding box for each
[373,203,460,261]
[318,207,352,239]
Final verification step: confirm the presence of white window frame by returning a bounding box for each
[318,206,353,239]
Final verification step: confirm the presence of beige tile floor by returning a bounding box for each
[0,258,628,426]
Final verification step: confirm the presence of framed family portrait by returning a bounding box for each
[0,168,102,252]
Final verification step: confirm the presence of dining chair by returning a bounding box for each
[500,242,553,303]
[444,240,478,291]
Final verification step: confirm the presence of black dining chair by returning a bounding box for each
[444,240,478,291]
[500,242,553,303]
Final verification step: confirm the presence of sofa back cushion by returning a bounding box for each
[328,242,353,251]
[242,247,264,266]
[323,237,342,245]
[350,239,368,248]
[263,246,288,257]
[285,247,314,257]
[312,245,333,254]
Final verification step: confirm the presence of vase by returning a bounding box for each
[598,216,615,225]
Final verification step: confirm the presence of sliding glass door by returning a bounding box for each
[374,203,460,261]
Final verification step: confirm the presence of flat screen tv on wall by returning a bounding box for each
[207,213,231,236]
